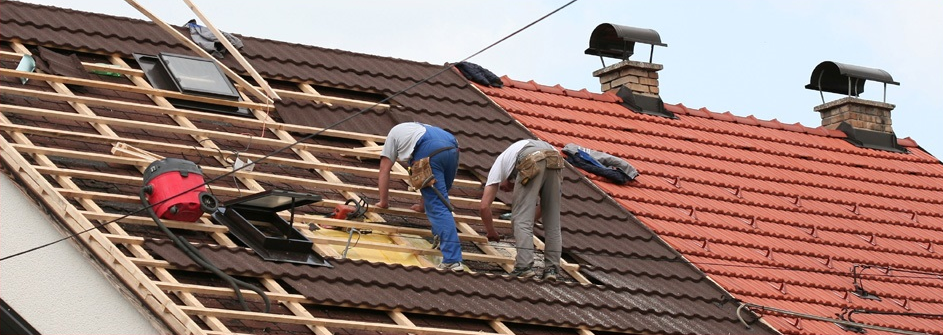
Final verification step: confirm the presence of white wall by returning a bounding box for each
[0,174,163,334]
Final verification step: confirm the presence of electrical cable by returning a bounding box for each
[139,187,271,313]
[0,0,579,263]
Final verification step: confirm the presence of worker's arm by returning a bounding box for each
[375,156,394,208]
[479,184,501,242]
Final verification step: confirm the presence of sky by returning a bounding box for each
[17,0,943,158]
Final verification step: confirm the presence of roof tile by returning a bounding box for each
[475,74,943,335]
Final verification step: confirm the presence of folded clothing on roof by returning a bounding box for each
[562,143,638,184]
[186,19,244,59]
[455,61,503,87]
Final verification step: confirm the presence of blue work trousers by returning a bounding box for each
[411,126,462,263]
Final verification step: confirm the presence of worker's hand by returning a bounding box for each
[375,200,389,209]
[410,203,424,213]
[486,229,500,242]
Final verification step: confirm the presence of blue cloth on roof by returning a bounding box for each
[562,143,638,185]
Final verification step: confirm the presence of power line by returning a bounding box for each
[0,0,579,262]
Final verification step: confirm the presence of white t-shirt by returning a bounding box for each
[485,139,531,186]
[380,122,426,163]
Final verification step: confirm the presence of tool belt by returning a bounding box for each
[516,149,563,186]
[408,146,455,190]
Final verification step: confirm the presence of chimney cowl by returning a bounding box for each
[805,61,899,103]
[585,23,667,64]
[588,23,667,97]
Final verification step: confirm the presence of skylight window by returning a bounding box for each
[161,53,239,97]
[133,52,248,116]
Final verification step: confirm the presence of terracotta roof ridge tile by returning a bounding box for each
[500,76,618,103]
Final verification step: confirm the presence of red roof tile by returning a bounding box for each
[476,76,943,335]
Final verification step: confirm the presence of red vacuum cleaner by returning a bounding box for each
[142,158,217,222]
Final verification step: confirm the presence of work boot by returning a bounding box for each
[436,261,464,272]
[541,267,559,282]
[507,266,536,279]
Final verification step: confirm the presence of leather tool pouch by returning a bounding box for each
[516,150,564,186]
[408,157,434,189]
[544,150,564,170]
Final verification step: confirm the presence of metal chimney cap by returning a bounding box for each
[585,23,667,61]
[805,61,900,96]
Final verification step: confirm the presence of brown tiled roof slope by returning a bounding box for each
[476,75,943,335]
[1,1,777,334]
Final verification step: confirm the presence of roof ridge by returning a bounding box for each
[498,74,926,152]
[3,0,460,88]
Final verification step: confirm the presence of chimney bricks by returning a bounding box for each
[593,60,662,97]
[815,97,895,133]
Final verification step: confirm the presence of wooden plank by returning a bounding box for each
[80,211,229,233]
[299,216,488,243]
[0,134,207,335]
[308,235,513,264]
[156,281,309,304]
[179,306,501,335]
[182,0,280,100]
[0,68,271,111]
[3,48,385,111]
[0,101,384,159]
[7,42,224,333]
[274,87,389,110]
[123,0,271,104]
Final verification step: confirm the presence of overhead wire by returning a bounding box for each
[0,0,579,263]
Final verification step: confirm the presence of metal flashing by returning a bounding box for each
[0,300,40,335]
[837,122,907,153]
[616,86,675,119]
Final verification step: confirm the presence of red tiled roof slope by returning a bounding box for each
[478,76,943,335]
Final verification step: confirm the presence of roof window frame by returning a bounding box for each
[133,52,249,116]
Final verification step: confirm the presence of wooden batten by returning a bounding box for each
[0,10,582,332]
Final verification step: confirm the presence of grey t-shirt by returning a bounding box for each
[380,122,427,164]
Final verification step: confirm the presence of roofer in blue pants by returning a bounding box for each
[479,139,563,281]
[376,122,464,272]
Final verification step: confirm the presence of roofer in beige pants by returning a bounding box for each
[480,139,563,281]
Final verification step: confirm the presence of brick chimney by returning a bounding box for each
[805,61,900,135]
[593,60,662,97]
[815,97,895,133]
